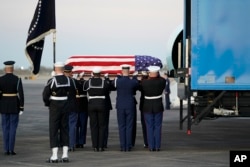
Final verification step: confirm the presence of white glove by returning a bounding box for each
[51,71,56,77]
[72,74,78,79]
[104,73,109,78]
[133,71,138,76]
[19,111,23,116]
[80,72,85,77]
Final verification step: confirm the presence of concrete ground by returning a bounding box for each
[0,78,250,167]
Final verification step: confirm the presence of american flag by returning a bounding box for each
[25,0,56,75]
[65,55,163,74]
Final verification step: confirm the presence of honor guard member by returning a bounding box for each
[139,71,149,148]
[63,65,79,152]
[43,62,71,163]
[141,66,165,151]
[75,72,88,149]
[0,61,24,155]
[84,67,110,152]
[114,64,139,152]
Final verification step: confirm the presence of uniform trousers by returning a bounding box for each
[103,109,110,148]
[117,108,135,151]
[140,111,148,146]
[88,108,106,149]
[69,112,78,148]
[1,113,19,152]
[144,112,163,150]
[76,112,88,145]
[49,100,69,148]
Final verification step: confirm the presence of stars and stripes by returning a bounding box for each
[65,55,163,74]
[25,0,56,75]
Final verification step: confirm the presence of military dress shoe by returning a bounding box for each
[93,148,99,152]
[61,157,69,163]
[69,147,75,152]
[4,151,10,155]
[10,151,16,155]
[79,144,84,148]
[46,158,58,163]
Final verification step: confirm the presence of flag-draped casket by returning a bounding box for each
[65,55,163,74]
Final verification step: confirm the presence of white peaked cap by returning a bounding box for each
[92,67,102,73]
[147,65,160,72]
[54,62,65,67]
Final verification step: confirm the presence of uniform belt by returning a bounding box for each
[88,96,105,99]
[2,93,17,97]
[76,95,87,98]
[145,95,162,99]
[50,96,68,100]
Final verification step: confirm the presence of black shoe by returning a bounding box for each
[120,148,125,152]
[69,147,75,152]
[79,144,84,148]
[100,148,105,152]
[4,151,10,155]
[156,148,160,152]
[10,151,16,155]
[75,144,80,148]
[144,144,148,148]
[61,157,69,163]
[149,149,156,152]
[46,158,58,163]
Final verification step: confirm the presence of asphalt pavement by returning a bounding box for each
[0,78,250,167]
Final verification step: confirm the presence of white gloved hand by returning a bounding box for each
[133,71,138,76]
[104,73,109,78]
[19,111,23,116]
[80,72,85,77]
[72,74,78,79]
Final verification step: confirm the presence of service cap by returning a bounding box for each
[120,64,131,70]
[92,67,102,73]
[64,65,73,72]
[4,61,15,67]
[147,65,160,72]
[54,62,64,67]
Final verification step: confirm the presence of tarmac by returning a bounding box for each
[0,78,250,167]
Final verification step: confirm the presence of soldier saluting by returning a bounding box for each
[0,61,24,155]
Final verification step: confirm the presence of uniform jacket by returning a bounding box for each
[0,73,24,114]
[115,76,139,110]
[141,76,166,113]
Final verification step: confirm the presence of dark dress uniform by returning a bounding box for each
[84,74,110,151]
[43,74,71,150]
[141,69,166,151]
[75,77,88,148]
[0,61,24,155]
[115,75,139,151]
[165,75,171,110]
[67,77,79,151]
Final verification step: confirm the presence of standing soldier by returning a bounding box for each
[0,61,24,155]
[141,66,166,152]
[84,67,111,151]
[43,62,71,163]
[75,72,88,149]
[63,65,79,152]
[114,64,139,152]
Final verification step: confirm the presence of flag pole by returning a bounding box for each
[53,32,56,64]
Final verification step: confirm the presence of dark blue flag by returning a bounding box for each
[25,0,56,75]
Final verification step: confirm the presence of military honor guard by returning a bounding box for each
[0,61,24,155]
[141,66,166,151]
[114,64,139,152]
[63,65,80,152]
[84,67,111,151]
[75,72,89,149]
[43,62,71,163]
